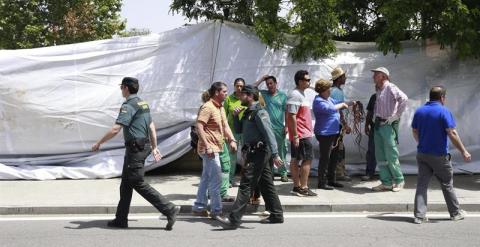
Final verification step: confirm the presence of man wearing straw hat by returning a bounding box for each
[330,67,352,182]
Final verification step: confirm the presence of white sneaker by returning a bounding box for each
[372,184,393,192]
[451,209,466,221]
[413,217,428,224]
[392,181,405,192]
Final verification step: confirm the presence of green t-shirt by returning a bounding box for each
[260,90,287,130]
[224,94,245,132]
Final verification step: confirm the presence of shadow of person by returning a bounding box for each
[65,219,164,230]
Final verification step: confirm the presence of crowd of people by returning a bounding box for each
[91,66,472,230]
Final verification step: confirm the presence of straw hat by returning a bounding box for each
[314,79,333,93]
[331,67,346,81]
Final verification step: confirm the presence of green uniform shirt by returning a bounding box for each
[259,89,287,130]
[224,94,245,131]
[116,94,152,142]
[233,103,278,155]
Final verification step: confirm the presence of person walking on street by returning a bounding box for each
[215,85,284,229]
[362,92,377,181]
[224,78,246,187]
[313,79,354,190]
[192,81,238,218]
[370,67,409,192]
[411,86,471,224]
[92,77,180,230]
[329,67,352,182]
[287,70,317,197]
[254,75,289,182]
[199,91,235,203]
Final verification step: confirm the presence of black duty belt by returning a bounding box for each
[125,138,147,152]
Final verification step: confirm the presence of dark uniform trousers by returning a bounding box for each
[229,145,283,225]
[115,146,175,223]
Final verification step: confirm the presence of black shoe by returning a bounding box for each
[221,196,236,202]
[259,217,284,224]
[107,219,128,228]
[213,215,238,230]
[328,182,344,188]
[318,184,334,190]
[165,205,181,231]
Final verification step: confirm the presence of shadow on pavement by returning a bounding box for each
[367,214,413,223]
[65,219,164,230]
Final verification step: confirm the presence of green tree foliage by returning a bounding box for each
[170,0,480,61]
[0,0,125,49]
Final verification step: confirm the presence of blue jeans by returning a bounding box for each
[193,153,222,215]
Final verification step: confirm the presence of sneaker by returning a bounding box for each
[107,219,128,228]
[451,210,466,221]
[372,184,393,192]
[290,186,305,197]
[280,175,289,182]
[192,210,209,217]
[392,181,405,192]
[298,187,317,196]
[413,217,428,224]
[165,205,181,231]
[337,175,352,182]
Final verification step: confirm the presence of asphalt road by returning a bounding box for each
[1,213,479,247]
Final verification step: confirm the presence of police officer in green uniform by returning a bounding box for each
[215,85,284,229]
[92,77,180,230]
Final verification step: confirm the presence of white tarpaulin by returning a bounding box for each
[0,21,478,179]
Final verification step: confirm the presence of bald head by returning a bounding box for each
[429,86,446,101]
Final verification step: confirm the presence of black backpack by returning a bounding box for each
[190,125,199,150]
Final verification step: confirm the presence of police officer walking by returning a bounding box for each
[215,85,284,229]
[92,77,180,230]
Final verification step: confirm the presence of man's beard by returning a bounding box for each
[241,100,249,106]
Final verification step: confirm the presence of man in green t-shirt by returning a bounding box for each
[254,75,289,182]
[224,78,246,187]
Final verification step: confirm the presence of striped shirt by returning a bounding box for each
[197,99,228,154]
[374,80,408,119]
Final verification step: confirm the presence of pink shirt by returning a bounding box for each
[287,89,313,139]
[375,80,408,119]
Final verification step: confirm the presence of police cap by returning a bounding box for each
[241,84,259,97]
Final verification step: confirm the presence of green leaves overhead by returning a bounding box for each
[0,0,125,49]
[170,0,480,61]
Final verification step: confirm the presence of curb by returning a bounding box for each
[2,203,478,215]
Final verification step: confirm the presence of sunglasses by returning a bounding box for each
[303,78,311,82]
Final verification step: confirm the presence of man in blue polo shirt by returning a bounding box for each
[411,86,471,224]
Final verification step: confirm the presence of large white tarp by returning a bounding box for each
[0,21,478,179]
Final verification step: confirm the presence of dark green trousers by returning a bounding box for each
[229,146,283,225]
[115,147,175,223]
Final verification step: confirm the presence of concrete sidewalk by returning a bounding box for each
[1,174,479,215]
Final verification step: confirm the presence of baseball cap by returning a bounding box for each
[370,67,390,77]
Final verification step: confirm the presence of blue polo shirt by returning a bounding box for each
[411,101,455,156]
[313,95,340,136]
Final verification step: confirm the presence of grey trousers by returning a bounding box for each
[414,152,460,219]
